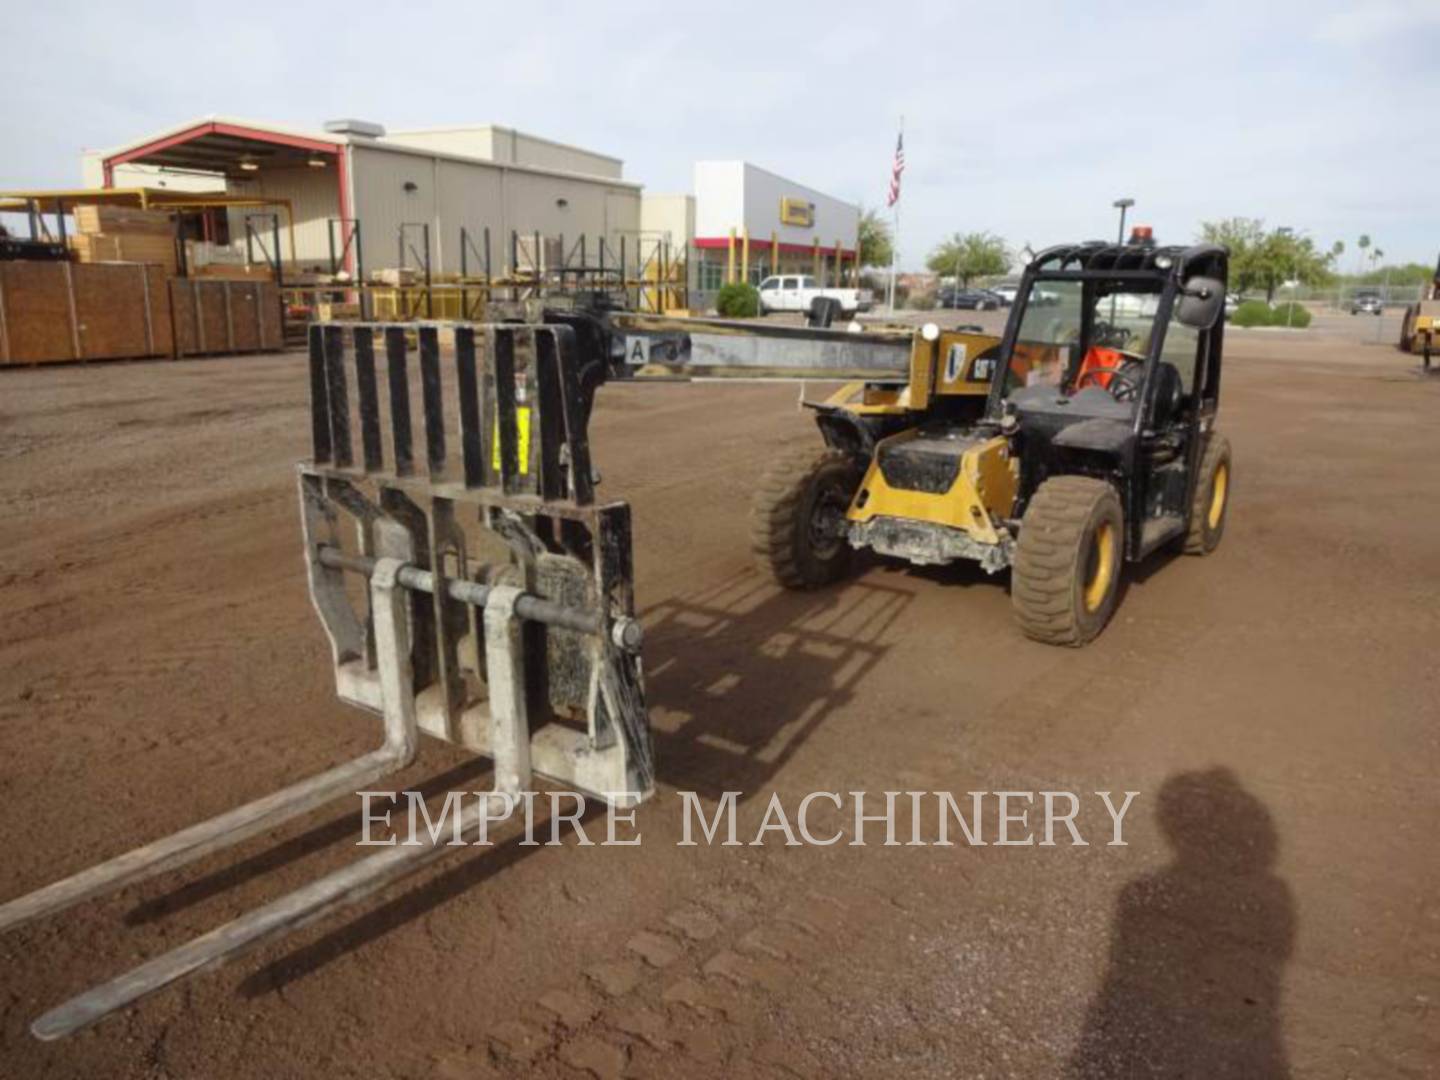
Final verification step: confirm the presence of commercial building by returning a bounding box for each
[80,117,643,276]
[74,119,860,310]
[687,161,859,292]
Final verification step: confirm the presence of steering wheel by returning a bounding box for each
[1076,363,1142,402]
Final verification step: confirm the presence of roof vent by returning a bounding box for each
[323,119,386,139]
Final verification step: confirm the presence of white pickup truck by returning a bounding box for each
[757,274,873,317]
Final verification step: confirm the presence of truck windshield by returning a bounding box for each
[998,278,1163,402]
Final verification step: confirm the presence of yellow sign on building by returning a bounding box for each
[779,198,815,227]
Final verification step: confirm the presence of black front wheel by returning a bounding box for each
[751,448,863,589]
[1011,477,1125,646]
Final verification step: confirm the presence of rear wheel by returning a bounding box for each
[1011,477,1124,646]
[1183,433,1232,554]
[751,448,862,589]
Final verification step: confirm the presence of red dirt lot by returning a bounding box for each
[1,318,1438,1078]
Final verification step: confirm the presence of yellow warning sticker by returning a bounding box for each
[492,407,531,474]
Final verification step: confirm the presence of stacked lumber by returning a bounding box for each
[73,205,171,234]
[190,263,276,282]
[72,205,178,275]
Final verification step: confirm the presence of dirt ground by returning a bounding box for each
[1,310,1438,1079]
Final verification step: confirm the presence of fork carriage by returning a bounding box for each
[0,320,653,1039]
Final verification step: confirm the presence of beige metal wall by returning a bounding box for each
[224,164,341,267]
[351,144,640,274]
[640,194,695,249]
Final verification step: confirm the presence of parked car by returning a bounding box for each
[989,284,1019,306]
[940,287,1002,311]
[757,275,873,317]
[1350,292,1383,316]
[1225,293,1241,318]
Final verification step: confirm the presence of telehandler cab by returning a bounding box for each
[753,241,1233,644]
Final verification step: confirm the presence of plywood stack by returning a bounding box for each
[168,279,283,357]
[72,205,179,276]
[0,262,172,364]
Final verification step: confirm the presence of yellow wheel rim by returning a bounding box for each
[1083,521,1116,613]
[1208,462,1229,530]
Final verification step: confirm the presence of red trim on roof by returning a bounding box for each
[102,121,341,174]
[335,148,353,275]
[693,236,855,257]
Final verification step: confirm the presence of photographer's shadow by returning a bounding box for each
[1070,768,1294,1079]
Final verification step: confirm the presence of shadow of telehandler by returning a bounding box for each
[638,569,913,803]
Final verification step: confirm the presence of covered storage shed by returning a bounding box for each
[81,117,644,276]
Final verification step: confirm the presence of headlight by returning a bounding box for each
[921,322,940,341]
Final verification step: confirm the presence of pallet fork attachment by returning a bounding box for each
[1,321,653,1038]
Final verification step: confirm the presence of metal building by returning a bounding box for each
[80,117,643,276]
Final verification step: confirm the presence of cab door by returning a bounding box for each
[780,276,803,310]
[1136,307,1204,554]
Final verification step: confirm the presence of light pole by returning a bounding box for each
[1110,199,1134,323]
[1375,247,1388,343]
[1113,198,1135,245]
[1278,226,1300,329]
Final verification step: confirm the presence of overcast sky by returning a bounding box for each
[4,0,1437,267]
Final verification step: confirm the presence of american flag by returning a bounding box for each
[886,131,905,207]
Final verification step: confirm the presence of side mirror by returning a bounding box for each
[1177,276,1224,329]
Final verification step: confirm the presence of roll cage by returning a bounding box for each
[985,241,1227,421]
[986,242,1229,561]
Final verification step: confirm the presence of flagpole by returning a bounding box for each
[887,116,903,313]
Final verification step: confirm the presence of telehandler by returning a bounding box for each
[1398,253,1439,370]
[752,241,1233,644]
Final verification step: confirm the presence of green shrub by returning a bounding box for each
[716,282,759,318]
[908,292,937,311]
[1269,302,1312,328]
[1230,299,1273,327]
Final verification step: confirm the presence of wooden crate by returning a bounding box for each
[168,279,282,357]
[0,261,171,364]
[74,205,174,236]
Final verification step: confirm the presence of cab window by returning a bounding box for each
[1158,313,1200,391]
[759,277,779,291]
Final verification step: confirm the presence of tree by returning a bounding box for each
[857,208,893,269]
[1199,218,1334,302]
[1351,261,1436,286]
[926,231,1008,286]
